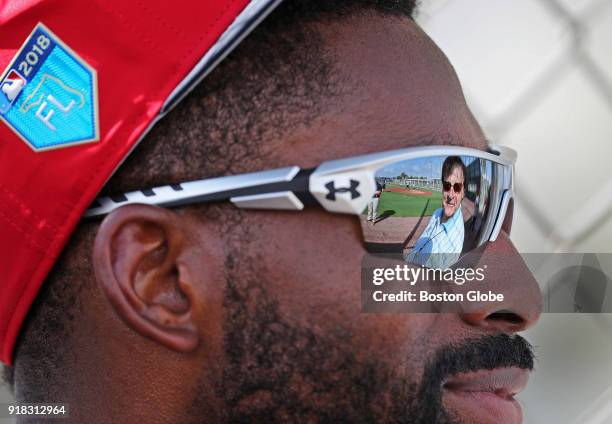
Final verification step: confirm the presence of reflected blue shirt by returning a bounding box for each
[405,206,465,269]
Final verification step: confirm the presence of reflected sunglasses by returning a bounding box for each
[86,145,516,267]
[443,181,464,193]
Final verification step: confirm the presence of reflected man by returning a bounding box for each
[367,177,386,223]
[406,156,466,268]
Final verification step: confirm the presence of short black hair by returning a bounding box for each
[3,0,418,395]
[441,156,466,183]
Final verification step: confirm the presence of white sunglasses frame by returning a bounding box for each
[85,144,515,245]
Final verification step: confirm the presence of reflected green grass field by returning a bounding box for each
[376,190,442,217]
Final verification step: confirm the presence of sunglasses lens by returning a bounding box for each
[361,155,506,269]
[442,182,463,193]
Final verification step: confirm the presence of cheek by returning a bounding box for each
[238,213,478,384]
[245,213,433,346]
[252,210,365,321]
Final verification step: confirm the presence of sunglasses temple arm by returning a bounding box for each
[84,166,320,218]
[229,168,318,210]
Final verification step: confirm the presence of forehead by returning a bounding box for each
[276,13,487,167]
[446,166,465,180]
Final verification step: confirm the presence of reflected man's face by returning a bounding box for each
[442,165,465,219]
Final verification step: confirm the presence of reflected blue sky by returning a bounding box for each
[376,156,477,179]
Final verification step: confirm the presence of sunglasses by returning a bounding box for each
[443,181,463,193]
[86,145,516,269]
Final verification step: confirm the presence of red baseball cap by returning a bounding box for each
[0,0,281,364]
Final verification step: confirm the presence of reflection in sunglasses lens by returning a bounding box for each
[362,155,497,269]
[443,181,463,193]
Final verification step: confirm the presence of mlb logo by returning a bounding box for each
[0,70,26,114]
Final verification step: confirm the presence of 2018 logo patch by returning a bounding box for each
[0,23,99,151]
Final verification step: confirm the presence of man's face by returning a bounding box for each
[209,14,541,424]
[442,165,465,219]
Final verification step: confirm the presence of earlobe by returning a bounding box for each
[93,204,200,353]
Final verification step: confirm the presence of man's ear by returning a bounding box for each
[93,204,200,353]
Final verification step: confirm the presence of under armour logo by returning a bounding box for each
[325,179,360,201]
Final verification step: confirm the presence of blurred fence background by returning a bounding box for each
[417,0,612,254]
[416,1,612,423]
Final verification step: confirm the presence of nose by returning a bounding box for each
[458,232,542,333]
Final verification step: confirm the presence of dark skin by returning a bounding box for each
[41,15,541,424]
